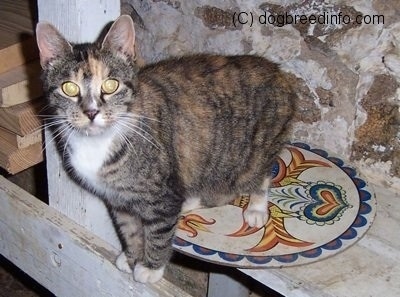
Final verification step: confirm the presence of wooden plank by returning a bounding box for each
[0,61,42,107]
[37,0,120,43]
[0,135,43,174]
[0,126,42,149]
[240,185,400,297]
[208,272,249,297]
[38,0,123,246]
[0,176,192,297]
[0,37,39,74]
[44,128,121,248]
[0,0,35,49]
[0,99,42,136]
[0,0,38,74]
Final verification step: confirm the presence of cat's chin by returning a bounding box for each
[79,124,109,137]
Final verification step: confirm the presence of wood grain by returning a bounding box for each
[0,99,43,136]
[0,176,192,296]
[0,137,43,174]
[38,0,123,248]
[0,0,35,49]
[0,37,39,75]
[0,127,42,149]
[0,61,42,107]
[241,185,400,297]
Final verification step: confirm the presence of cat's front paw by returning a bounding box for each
[134,263,165,283]
[116,252,133,273]
[243,208,269,228]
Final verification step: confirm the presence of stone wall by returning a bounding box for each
[124,0,400,189]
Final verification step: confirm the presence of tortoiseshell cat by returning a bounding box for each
[36,15,296,283]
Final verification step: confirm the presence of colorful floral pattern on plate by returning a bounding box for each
[173,143,377,268]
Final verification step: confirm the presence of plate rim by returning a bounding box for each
[172,142,378,268]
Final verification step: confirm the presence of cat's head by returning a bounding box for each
[36,15,138,137]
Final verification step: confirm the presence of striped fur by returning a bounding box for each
[37,16,296,283]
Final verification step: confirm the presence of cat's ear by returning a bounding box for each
[102,15,136,58]
[36,22,73,68]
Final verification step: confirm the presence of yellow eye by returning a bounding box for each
[101,79,119,94]
[61,81,80,97]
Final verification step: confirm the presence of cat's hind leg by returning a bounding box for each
[181,194,237,214]
[180,196,203,213]
[243,177,270,228]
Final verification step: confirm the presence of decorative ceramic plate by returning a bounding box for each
[173,142,377,268]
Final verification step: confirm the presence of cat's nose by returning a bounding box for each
[84,109,99,121]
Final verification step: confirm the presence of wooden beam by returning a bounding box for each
[240,185,400,297]
[0,0,38,74]
[0,38,39,75]
[0,61,42,107]
[0,176,191,297]
[0,126,43,174]
[0,99,42,136]
[0,127,42,149]
[37,0,120,43]
[208,272,249,297]
[0,137,43,174]
[0,0,35,49]
[38,0,123,247]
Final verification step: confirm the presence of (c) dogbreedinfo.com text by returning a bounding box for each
[232,11,385,28]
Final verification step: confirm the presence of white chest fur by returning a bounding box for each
[68,132,114,187]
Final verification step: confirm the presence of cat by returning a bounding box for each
[36,15,296,283]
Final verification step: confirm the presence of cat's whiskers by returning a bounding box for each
[116,112,168,140]
[36,102,55,115]
[35,113,68,118]
[33,118,70,155]
[115,116,162,151]
[38,120,68,132]
[112,123,139,159]
[118,121,162,151]
[40,122,73,155]
[124,115,162,136]
[33,114,69,133]
[62,127,76,160]
[120,112,161,123]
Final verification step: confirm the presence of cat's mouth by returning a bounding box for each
[82,125,105,136]
[72,112,113,136]
[75,120,110,137]
[80,122,107,136]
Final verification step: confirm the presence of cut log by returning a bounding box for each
[0,61,42,107]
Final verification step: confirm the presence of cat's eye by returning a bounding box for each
[101,79,119,94]
[62,81,80,97]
